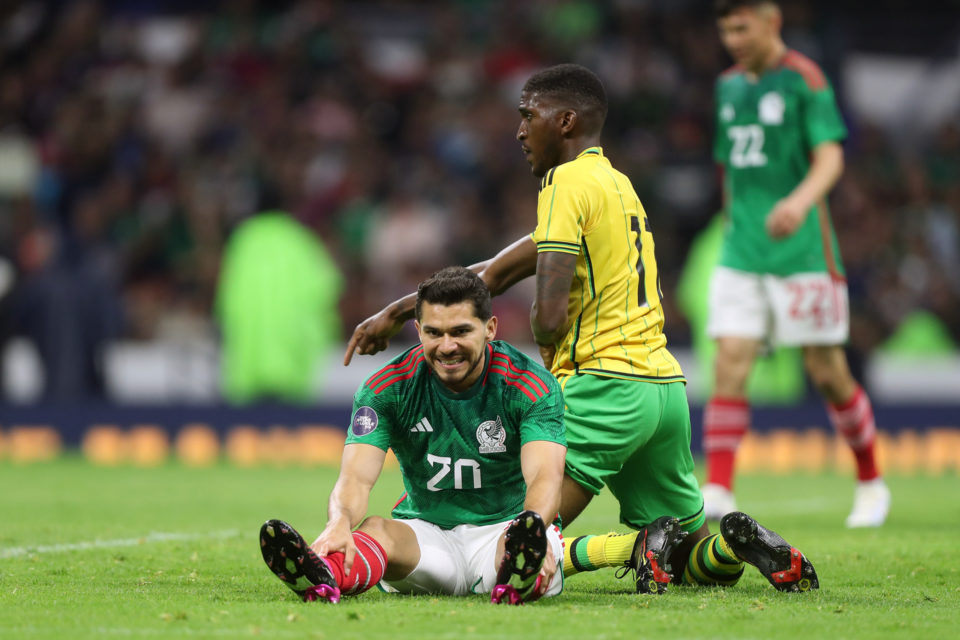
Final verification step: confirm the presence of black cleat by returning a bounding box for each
[259,519,341,603]
[622,516,688,594]
[490,510,547,605]
[720,511,819,593]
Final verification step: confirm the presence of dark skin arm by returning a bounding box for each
[343,236,537,365]
[530,251,576,368]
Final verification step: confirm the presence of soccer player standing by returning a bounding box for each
[701,0,890,527]
[344,64,819,594]
[262,268,566,604]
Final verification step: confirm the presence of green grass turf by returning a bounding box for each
[1,456,957,639]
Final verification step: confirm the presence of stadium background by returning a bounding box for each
[0,0,958,470]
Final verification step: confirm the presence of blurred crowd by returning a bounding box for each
[0,0,957,401]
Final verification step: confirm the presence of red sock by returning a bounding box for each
[321,531,388,596]
[704,397,750,489]
[827,386,880,481]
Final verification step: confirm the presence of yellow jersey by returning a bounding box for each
[531,147,684,383]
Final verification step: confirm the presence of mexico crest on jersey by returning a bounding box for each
[476,416,506,454]
[758,91,785,125]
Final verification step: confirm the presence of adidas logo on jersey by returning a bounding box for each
[411,417,433,433]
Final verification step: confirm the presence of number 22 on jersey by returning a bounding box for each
[728,124,767,168]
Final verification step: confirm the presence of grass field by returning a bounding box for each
[1,457,957,639]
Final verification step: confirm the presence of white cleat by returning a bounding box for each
[701,483,737,521]
[845,478,891,528]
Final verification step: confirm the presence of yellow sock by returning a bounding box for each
[563,531,639,576]
[681,534,744,586]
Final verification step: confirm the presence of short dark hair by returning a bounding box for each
[522,63,608,126]
[715,0,778,17]
[416,266,492,321]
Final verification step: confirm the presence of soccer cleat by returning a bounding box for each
[845,478,890,528]
[490,510,547,605]
[701,483,737,521]
[621,516,688,594]
[720,511,819,593]
[260,519,341,603]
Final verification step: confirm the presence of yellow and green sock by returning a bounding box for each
[563,531,639,576]
[681,533,744,586]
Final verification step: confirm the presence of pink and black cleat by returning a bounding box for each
[260,519,341,603]
[490,511,547,605]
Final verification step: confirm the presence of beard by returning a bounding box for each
[432,349,485,390]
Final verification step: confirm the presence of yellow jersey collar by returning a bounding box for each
[575,146,603,159]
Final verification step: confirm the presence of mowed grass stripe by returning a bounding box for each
[0,529,240,559]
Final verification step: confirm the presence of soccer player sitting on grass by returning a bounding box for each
[343,63,819,595]
[260,267,566,605]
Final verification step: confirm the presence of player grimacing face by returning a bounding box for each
[717,5,781,74]
[517,91,566,178]
[416,301,498,393]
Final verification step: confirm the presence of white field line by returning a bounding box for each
[0,529,240,559]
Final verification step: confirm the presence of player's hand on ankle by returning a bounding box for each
[311,520,357,572]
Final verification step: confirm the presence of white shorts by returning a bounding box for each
[707,266,849,346]
[380,518,564,597]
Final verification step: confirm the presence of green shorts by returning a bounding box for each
[560,374,705,533]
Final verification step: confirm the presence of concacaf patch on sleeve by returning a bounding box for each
[351,406,379,436]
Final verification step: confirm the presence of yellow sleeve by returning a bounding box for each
[531,173,589,256]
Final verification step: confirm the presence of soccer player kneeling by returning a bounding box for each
[260,267,567,604]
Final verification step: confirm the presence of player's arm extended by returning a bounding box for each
[530,251,575,346]
[519,438,566,596]
[519,440,567,524]
[311,443,386,569]
[766,141,844,238]
[343,236,537,365]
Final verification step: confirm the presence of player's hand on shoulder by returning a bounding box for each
[343,310,404,365]
[765,196,808,239]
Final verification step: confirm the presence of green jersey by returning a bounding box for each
[346,341,565,529]
[713,50,847,276]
